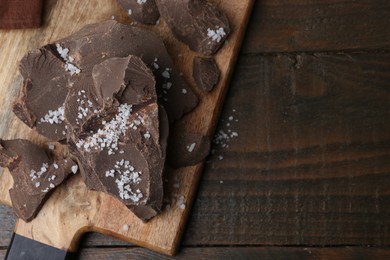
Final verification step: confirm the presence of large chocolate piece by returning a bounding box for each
[0,139,76,222]
[66,55,168,221]
[167,132,210,168]
[192,56,220,92]
[156,0,230,55]
[57,20,197,123]
[13,48,73,141]
[117,0,160,25]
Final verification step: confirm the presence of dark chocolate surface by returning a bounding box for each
[192,56,220,92]
[157,0,230,55]
[167,132,210,168]
[0,139,76,222]
[117,0,160,25]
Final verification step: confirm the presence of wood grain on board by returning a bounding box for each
[0,0,255,256]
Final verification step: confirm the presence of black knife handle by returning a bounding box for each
[5,233,77,260]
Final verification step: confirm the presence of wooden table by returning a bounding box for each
[1,1,390,259]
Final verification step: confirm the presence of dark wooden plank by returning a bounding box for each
[183,53,390,246]
[242,0,390,53]
[17,247,390,259]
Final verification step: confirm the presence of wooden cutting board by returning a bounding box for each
[0,0,254,256]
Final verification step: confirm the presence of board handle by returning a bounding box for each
[5,233,77,260]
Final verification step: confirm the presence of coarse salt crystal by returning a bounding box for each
[162,70,170,79]
[207,27,226,43]
[231,132,239,137]
[71,165,78,174]
[40,106,65,124]
[56,43,81,75]
[144,131,151,139]
[187,142,196,152]
[123,224,129,231]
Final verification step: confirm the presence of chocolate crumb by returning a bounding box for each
[168,132,210,168]
[192,56,220,92]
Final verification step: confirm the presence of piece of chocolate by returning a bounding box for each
[0,139,77,222]
[117,0,160,25]
[66,55,168,221]
[167,132,210,168]
[56,20,198,123]
[13,48,73,141]
[192,56,220,92]
[156,0,230,55]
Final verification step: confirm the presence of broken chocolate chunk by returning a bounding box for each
[0,139,76,222]
[117,0,160,25]
[167,132,210,168]
[156,0,230,55]
[57,20,198,123]
[13,48,72,141]
[66,55,168,221]
[192,56,220,92]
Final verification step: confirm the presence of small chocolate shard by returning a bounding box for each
[14,48,71,141]
[192,56,220,92]
[66,56,168,221]
[156,0,230,55]
[0,139,76,222]
[168,132,210,168]
[117,0,160,25]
